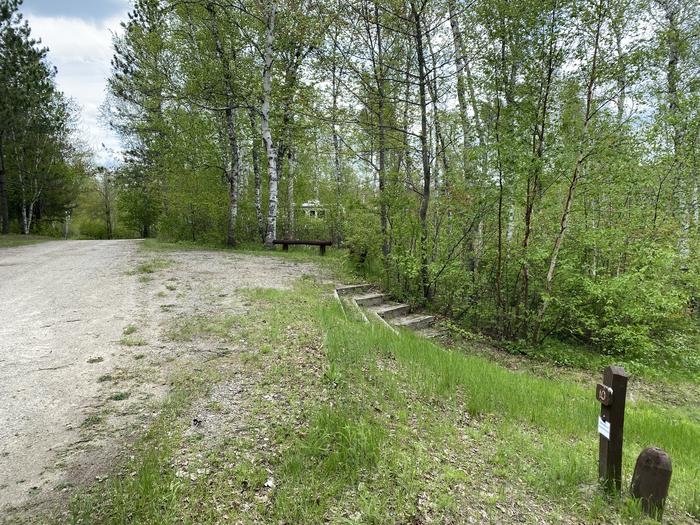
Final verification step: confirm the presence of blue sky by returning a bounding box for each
[21,0,131,165]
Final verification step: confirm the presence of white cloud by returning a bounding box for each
[24,12,126,165]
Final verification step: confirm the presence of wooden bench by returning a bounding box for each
[273,239,332,256]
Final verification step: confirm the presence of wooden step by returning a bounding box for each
[336,283,372,296]
[417,327,441,339]
[374,303,411,320]
[393,314,435,330]
[354,293,386,307]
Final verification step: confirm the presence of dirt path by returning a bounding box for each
[0,240,318,520]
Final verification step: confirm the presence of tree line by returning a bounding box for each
[88,0,700,357]
[0,0,93,236]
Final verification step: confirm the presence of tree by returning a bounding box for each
[1,0,81,235]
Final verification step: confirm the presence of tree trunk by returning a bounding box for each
[331,55,343,246]
[262,1,278,249]
[533,4,603,343]
[105,199,113,240]
[0,137,8,234]
[63,210,71,239]
[447,0,470,175]
[224,107,240,248]
[412,1,432,302]
[286,148,295,239]
[372,3,389,261]
[248,108,264,242]
[518,1,558,337]
[662,0,688,259]
[207,2,240,247]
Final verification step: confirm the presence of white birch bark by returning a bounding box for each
[262,1,278,249]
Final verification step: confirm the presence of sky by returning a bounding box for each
[21,0,131,165]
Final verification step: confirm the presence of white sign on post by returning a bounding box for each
[598,416,611,440]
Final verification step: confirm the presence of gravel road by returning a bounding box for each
[0,239,318,519]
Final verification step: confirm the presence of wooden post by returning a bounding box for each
[320,244,326,256]
[283,243,288,251]
[597,365,628,492]
[631,447,672,520]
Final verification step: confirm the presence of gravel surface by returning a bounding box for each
[0,240,318,519]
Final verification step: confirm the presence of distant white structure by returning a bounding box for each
[301,199,326,218]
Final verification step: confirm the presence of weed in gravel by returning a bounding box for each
[119,336,147,347]
[87,357,103,364]
[122,325,137,336]
[109,392,130,401]
[167,314,239,342]
[134,258,171,274]
[97,374,113,383]
[81,415,103,428]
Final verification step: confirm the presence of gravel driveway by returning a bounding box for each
[0,239,318,519]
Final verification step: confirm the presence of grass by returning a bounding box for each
[119,336,147,347]
[86,356,104,364]
[81,414,104,428]
[128,256,172,276]
[108,392,130,401]
[0,234,54,248]
[122,325,138,336]
[507,332,700,383]
[139,238,361,281]
[166,314,239,342]
[65,277,700,524]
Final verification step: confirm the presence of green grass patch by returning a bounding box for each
[0,234,54,248]
[87,356,104,364]
[122,325,138,336]
[321,307,700,520]
[129,257,172,275]
[97,374,113,383]
[119,336,147,347]
[108,392,130,401]
[167,314,240,342]
[81,414,104,428]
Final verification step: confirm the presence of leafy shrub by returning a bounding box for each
[550,248,690,357]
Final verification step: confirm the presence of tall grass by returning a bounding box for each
[320,302,700,516]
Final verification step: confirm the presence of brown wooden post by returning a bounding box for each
[320,244,326,256]
[283,243,288,251]
[597,365,628,492]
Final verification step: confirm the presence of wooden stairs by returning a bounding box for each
[335,284,438,337]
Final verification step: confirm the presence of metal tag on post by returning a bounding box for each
[596,384,613,406]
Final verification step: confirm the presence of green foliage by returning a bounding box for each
[551,247,691,357]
